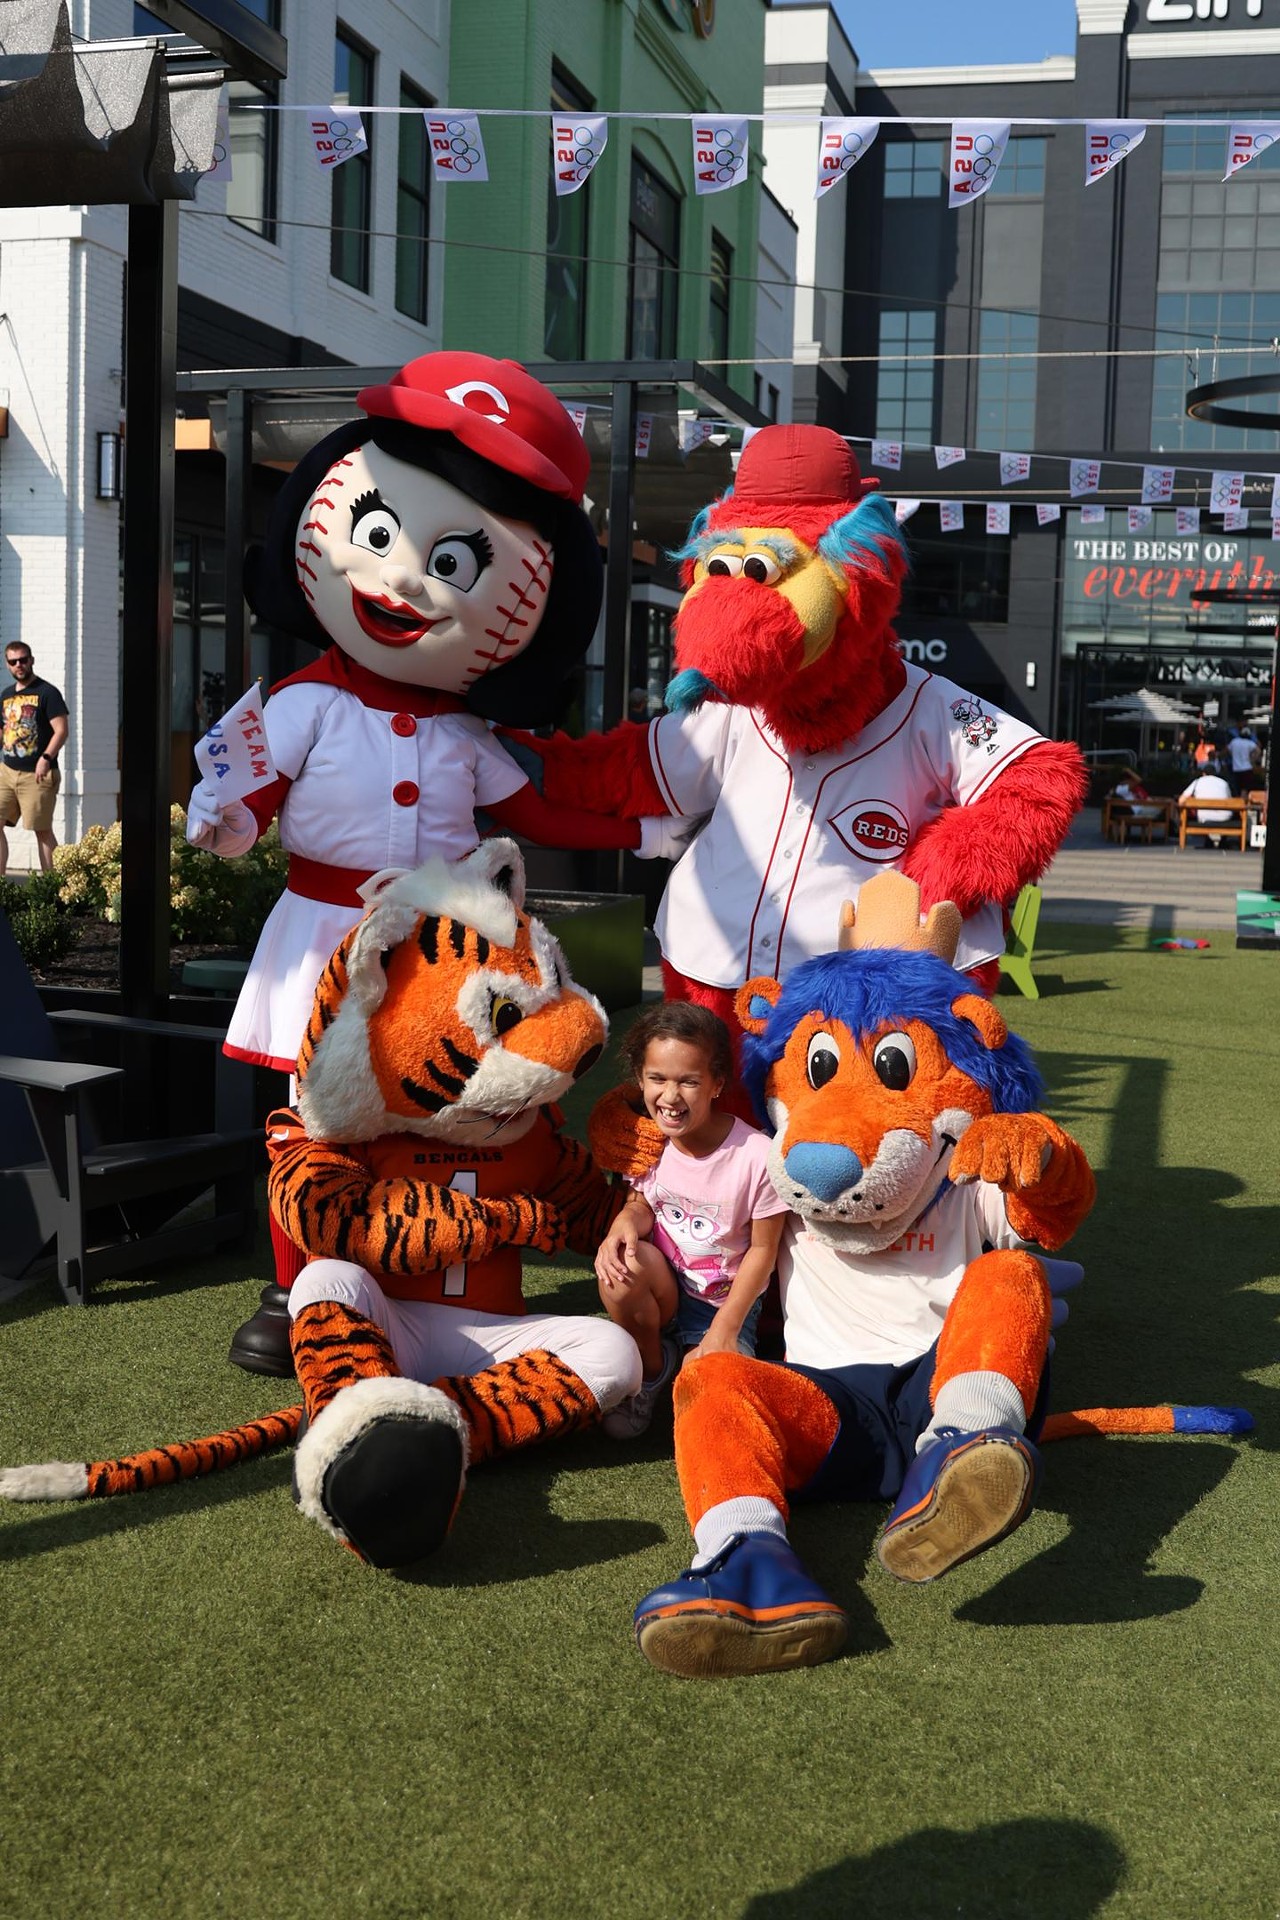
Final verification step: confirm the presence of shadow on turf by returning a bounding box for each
[742,1816,1124,1919]
[956,1438,1240,1627]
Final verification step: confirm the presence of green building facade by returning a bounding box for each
[443,0,766,406]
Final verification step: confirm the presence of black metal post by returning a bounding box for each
[603,377,637,733]
[119,200,178,1023]
[222,385,253,704]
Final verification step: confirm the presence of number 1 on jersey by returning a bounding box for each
[443,1167,478,1296]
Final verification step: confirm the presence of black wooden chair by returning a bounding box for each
[0,908,260,1306]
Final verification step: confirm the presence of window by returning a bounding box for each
[1153,121,1280,450]
[898,529,1011,625]
[546,71,592,360]
[629,158,680,358]
[975,309,1038,451]
[987,136,1046,197]
[883,139,945,199]
[709,232,732,368]
[875,308,936,442]
[332,27,374,292]
[396,79,432,323]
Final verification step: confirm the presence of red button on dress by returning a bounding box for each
[392,781,420,807]
[391,712,416,737]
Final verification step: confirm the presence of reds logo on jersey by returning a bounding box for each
[951,696,999,749]
[826,798,910,864]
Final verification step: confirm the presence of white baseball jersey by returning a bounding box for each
[648,665,1044,987]
[780,1180,1026,1371]
[226,680,527,1069]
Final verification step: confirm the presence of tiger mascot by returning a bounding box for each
[0,840,642,1569]
[593,871,1252,1679]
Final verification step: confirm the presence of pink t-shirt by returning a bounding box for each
[633,1117,790,1302]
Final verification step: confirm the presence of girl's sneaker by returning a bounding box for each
[602,1336,681,1439]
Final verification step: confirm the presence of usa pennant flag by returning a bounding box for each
[815,118,879,198]
[949,122,1009,207]
[635,413,654,460]
[1085,122,1146,185]
[551,114,608,196]
[307,109,368,170]
[1223,509,1250,531]
[1270,474,1280,520]
[1141,466,1175,505]
[1128,506,1153,533]
[679,419,716,455]
[1224,123,1280,181]
[1079,505,1106,525]
[1036,504,1061,526]
[565,403,589,437]
[939,503,964,533]
[999,452,1031,486]
[987,503,1010,535]
[426,114,488,182]
[894,499,921,524]
[871,440,903,471]
[692,118,749,195]
[1176,508,1201,534]
[1070,459,1101,498]
[935,446,966,469]
[1210,470,1245,514]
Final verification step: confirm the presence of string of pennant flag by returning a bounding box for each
[213,104,1280,202]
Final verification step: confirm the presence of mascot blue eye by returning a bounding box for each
[873,1030,917,1091]
[806,1031,841,1090]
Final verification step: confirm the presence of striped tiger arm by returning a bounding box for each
[536,1131,626,1256]
[267,1123,568,1277]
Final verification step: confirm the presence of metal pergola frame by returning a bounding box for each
[115,358,764,1016]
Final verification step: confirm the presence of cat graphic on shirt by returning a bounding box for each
[650,1186,734,1300]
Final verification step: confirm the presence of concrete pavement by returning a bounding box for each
[1040,808,1264,933]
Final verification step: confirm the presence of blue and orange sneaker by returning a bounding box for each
[633,1531,848,1677]
[876,1427,1041,1585]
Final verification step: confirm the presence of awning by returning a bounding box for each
[0,0,221,205]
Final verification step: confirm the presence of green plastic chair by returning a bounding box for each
[1000,884,1042,1000]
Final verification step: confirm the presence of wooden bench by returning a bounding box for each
[1174,796,1249,850]
[1102,795,1172,845]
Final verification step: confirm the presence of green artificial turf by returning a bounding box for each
[3,924,1278,1919]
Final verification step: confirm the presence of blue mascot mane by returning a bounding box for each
[741,947,1044,1129]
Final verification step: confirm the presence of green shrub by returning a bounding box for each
[0,874,81,970]
[52,810,287,946]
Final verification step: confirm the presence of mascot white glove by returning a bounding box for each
[185,781,258,858]
[636,814,709,862]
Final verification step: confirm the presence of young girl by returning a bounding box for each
[594,1003,790,1439]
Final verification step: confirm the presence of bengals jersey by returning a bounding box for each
[266,1105,619,1317]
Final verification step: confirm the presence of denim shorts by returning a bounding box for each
[667,1289,763,1358]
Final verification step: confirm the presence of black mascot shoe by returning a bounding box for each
[292,1377,469,1569]
[228,1285,296,1378]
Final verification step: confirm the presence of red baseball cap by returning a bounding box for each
[357,352,591,504]
[709,424,878,537]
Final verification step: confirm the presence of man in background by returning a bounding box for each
[0,645,69,874]
[1178,763,1235,849]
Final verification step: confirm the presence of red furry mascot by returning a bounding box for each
[528,425,1085,1059]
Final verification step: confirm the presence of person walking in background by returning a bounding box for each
[0,646,69,875]
[1226,726,1260,799]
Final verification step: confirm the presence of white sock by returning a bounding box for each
[917,1370,1028,1454]
[691,1497,787,1569]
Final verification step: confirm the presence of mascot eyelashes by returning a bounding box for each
[0,843,643,1571]
[182,353,647,1343]
[523,424,1087,1077]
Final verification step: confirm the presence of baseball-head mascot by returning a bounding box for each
[526,423,1087,1100]
[184,353,644,1363]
